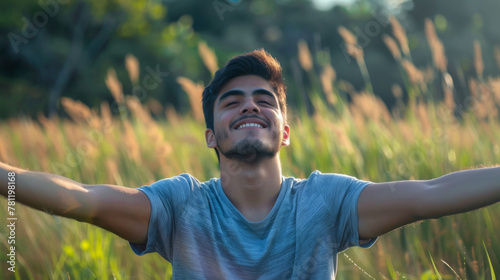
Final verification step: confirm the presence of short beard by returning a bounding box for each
[216,129,281,164]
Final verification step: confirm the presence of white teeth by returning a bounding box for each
[237,123,263,129]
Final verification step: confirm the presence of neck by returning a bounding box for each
[219,154,283,222]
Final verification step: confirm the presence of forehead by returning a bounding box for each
[217,75,275,99]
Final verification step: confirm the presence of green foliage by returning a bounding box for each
[3,0,500,118]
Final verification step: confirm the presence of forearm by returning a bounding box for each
[359,166,500,238]
[0,162,98,222]
[420,166,500,219]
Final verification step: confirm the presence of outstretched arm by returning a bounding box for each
[357,166,500,239]
[0,162,151,244]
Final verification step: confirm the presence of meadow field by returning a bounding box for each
[1,18,500,279]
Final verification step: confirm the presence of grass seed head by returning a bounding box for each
[106,68,124,104]
[474,40,484,78]
[338,26,357,46]
[61,97,93,124]
[383,34,401,61]
[298,40,313,71]
[125,54,140,84]
[390,16,410,56]
[198,41,219,76]
[401,59,424,85]
[126,96,153,125]
[177,76,204,122]
[392,84,403,99]
[100,101,113,128]
[320,64,337,105]
[425,19,448,72]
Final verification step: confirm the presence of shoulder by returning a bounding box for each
[141,174,218,201]
[311,170,363,180]
[292,170,369,188]
[291,170,371,197]
[150,173,199,187]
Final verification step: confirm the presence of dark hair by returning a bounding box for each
[202,49,287,133]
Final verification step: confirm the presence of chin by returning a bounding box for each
[219,139,280,164]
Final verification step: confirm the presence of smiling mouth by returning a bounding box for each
[236,123,264,129]
[232,116,269,130]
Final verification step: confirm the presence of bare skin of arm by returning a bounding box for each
[358,166,500,239]
[0,162,151,244]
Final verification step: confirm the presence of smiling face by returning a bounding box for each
[205,75,290,164]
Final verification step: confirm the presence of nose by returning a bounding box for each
[240,98,260,114]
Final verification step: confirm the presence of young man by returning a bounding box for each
[1,49,499,279]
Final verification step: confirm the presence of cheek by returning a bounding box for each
[266,110,283,124]
[218,111,235,127]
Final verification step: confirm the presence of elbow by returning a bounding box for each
[82,184,101,224]
[411,180,444,221]
[65,184,100,224]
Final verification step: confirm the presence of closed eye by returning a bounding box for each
[225,101,239,107]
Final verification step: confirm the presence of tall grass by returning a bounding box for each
[1,16,500,279]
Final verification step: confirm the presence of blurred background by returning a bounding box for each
[1,0,500,279]
[1,0,500,118]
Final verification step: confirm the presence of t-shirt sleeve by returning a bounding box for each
[129,174,195,261]
[311,171,377,251]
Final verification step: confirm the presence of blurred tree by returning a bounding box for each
[1,0,500,118]
[0,0,202,118]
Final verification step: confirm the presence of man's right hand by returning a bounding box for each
[0,162,151,244]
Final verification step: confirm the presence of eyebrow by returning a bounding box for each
[217,89,276,105]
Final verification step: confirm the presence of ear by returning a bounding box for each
[205,128,217,148]
[281,125,290,146]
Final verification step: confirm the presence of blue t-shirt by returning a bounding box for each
[130,171,376,279]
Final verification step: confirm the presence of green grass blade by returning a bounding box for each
[429,252,442,280]
[484,241,496,280]
[386,258,398,279]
